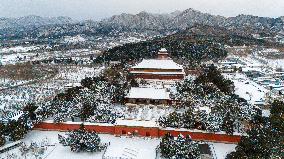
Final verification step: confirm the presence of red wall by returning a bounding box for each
[114,126,159,137]
[34,122,114,134]
[34,122,241,143]
[158,130,241,143]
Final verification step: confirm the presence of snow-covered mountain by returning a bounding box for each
[99,8,284,33]
[100,11,171,30]
[0,15,74,29]
[0,8,283,41]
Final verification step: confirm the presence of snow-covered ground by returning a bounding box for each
[63,35,86,44]
[0,66,103,111]
[0,46,40,54]
[267,59,284,69]
[0,79,31,90]
[0,130,160,159]
[210,143,237,159]
[224,73,268,105]
[0,130,236,159]
[222,50,284,105]
[0,49,100,65]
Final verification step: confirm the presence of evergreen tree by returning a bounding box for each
[175,134,187,158]
[80,103,95,121]
[195,64,234,94]
[226,102,284,159]
[23,103,38,120]
[7,120,28,141]
[183,109,195,129]
[0,123,6,136]
[159,133,200,159]
[129,78,139,87]
[81,77,94,88]
[159,133,174,158]
[0,135,5,146]
[184,134,200,159]
[222,113,234,135]
[158,112,183,128]
[58,124,105,152]
[270,100,284,117]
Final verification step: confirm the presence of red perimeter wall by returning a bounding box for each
[34,122,241,143]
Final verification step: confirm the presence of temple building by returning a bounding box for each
[125,87,175,105]
[125,48,184,106]
[129,48,185,80]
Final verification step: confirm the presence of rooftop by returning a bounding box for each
[126,87,170,100]
[130,71,185,75]
[131,59,183,70]
[159,48,167,52]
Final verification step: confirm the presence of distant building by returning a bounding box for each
[129,48,185,80]
[64,83,82,89]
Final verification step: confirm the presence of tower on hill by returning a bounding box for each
[157,48,169,59]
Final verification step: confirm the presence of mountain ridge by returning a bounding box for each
[1,8,283,41]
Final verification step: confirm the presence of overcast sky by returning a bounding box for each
[1,0,284,20]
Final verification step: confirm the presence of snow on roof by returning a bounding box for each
[159,48,167,52]
[219,61,237,65]
[1,111,24,121]
[126,87,170,100]
[242,67,262,72]
[42,120,114,127]
[115,119,158,127]
[64,83,82,87]
[132,59,183,70]
[10,112,24,120]
[130,71,185,75]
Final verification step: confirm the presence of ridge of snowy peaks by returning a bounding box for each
[170,8,227,29]
[225,14,284,30]
[1,8,283,39]
[100,11,170,30]
[100,9,225,30]
[99,8,284,33]
[0,15,75,29]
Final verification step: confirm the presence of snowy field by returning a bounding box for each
[224,73,268,105]
[223,52,284,105]
[0,66,103,111]
[0,130,236,159]
[0,48,100,65]
[0,79,31,90]
[0,130,160,159]
[0,46,40,54]
[267,59,284,69]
